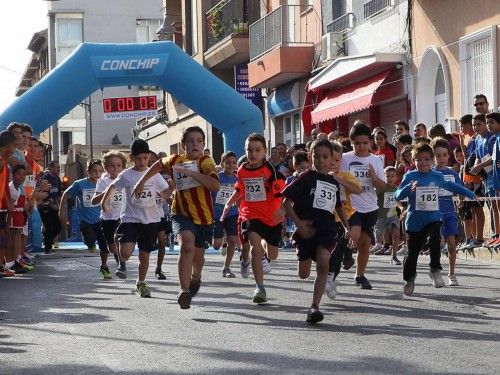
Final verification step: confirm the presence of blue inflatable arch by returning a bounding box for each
[0,42,263,153]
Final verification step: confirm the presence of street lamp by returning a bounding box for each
[156,8,175,40]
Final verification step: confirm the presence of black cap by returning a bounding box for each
[130,139,150,155]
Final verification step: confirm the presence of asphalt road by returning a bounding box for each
[1,250,499,374]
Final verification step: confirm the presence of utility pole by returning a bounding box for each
[80,96,94,160]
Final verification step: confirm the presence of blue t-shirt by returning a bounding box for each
[395,170,475,232]
[211,172,238,220]
[475,132,495,188]
[493,134,500,191]
[66,178,101,224]
[433,166,463,215]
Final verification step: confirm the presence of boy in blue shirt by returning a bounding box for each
[432,137,464,286]
[485,112,500,248]
[395,143,475,296]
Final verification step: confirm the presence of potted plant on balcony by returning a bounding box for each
[209,4,224,39]
[232,19,248,34]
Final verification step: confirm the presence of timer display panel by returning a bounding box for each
[102,96,157,113]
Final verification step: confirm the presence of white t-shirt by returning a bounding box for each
[95,176,124,221]
[341,152,385,213]
[112,168,169,224]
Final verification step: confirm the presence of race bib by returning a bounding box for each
[132,188,155,208]
[416,187,439,211]
[215,184,234,205]
[82,188,98,208]
[312,180,337,212]
[383,192,396,209]
[110,190,124,210]
[173,161,200,191]
[243,177,266,202]
[438,175,455,197]
[349,164,372,193]
[482,154,493,174]
[24,174,36,189]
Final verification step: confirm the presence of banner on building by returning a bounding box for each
[235,64,263,108]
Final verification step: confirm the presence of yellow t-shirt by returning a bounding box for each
[160,154,218,225]
[333,171,361,222]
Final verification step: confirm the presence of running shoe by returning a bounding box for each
[222,268,235,278]
[458,239,472,251]
[100,265,112,279]
[342,257,355,270]
[370,243,384,254]
[397,244,408,256]
[325,278,339,300]
[88,245,97,254]
[115,267,127,279]
[374,248,386,255]
[429,269,445,288]
[10,262,28,274]
[253,286,267,304]
[17,259,34,271]
[177,289,191,309]
[464,238,483,250]
[189,277,201,297]
[448,274,459,286]
[390,256,401,265]
[383,249,392,255]
[306,305,324,325]
[240,260,251,278]
[136,282,151,298]
[155,269,166,280]
[355,275,372,290]
[488,238,500,247]
[262,257,272,274]
[403,280,415,296]
[0,265,15,277]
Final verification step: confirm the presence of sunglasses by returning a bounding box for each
[474,102,486,106]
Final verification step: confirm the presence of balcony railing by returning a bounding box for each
[364,0,394,19]
[250,4,317,61]
[326,13,354,33]
[205,0,260,50]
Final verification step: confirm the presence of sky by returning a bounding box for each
[0,1,48,112]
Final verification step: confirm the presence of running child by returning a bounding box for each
[282,139,345,324]
[132,127,219,308]
[102,139,172,297]
[221,133,286,304]
[395,143,476,296]
[340,122,386,290]
[211,151,239,278]
[91,151,127,279]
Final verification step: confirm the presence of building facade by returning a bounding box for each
[22,0,163,169]
[411,0,500,131]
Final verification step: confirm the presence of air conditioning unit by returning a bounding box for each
[321,32,344,62]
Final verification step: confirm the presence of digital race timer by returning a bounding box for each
[102,95,157,113]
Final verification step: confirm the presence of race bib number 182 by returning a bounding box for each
[416,187,439,211]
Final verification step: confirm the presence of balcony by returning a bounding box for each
[364,0,395,19]
[204,0,259,69]
[327,13,355,33]
[248,5,319,88]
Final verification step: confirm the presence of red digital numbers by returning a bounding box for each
[102,96,158,113]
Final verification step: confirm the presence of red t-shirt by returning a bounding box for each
[374,147,395,167]
[235,161,285,227]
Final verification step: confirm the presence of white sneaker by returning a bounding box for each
[448,274,459,286]
[262,257,271,274]
[325,278,339,300]
[240,260,251,278]
[370,243,384,254]
[397,244,408,256]
[429,269,445,288]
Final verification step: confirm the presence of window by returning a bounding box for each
[459,26,497,114]
[434,66,446,126]
[136,19,162,43]
[60,131,72,155]
[283,112,302,147]
[301,0,313,12]
[55,16,83,64]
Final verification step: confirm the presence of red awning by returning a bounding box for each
[310,69,397,125]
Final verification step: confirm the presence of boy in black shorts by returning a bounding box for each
[283,139,348,324]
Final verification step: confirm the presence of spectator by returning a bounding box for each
[268,146,282,169]
[473,94,490,115]
[373,130,395,167]
[203,148,211,156]
[413,123,428,138]
[429,124,460,168]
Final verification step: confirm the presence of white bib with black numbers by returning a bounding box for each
[174,161,200,191]
[313,180,337,213]
[349,164,372,193]
[415,186,439,211]
[215,184,234,205]
[383,192,396,209]
[110,190,124,210]
[24,174,36,190]
[82,188,98,208]
[132,188,155,208]
[243,177,266,202]
[438,175,455,197]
